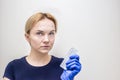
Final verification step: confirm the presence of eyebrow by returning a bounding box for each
[36,30,55,32]
[50,30,56,32]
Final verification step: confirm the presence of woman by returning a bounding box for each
[3,12,81,80]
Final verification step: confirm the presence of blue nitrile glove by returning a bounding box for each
[61,54,81,80]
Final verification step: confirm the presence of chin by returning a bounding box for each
[40,50,50,54]
[38,47,52,54]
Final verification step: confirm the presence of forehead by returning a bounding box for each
[32,18,55,32]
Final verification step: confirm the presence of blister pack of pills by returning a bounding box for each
[60,48,79,70]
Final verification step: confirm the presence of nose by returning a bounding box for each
[43,35,49,43]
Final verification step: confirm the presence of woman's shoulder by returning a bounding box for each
[6,56,26,66]
[52,55,63,60]
[51,55,64,64]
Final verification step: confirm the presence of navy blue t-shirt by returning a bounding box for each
[3,56,64,80]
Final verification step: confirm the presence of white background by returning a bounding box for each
[0,0,120,80]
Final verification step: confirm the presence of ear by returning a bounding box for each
[25,33,30,43]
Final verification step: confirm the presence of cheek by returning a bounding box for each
[50,38,55,44]
[30,36,42,47]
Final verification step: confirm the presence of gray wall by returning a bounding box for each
[0,0,120,80]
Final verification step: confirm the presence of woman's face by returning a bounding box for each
[26,18,56,54]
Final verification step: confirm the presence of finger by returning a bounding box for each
[66,61,81,70]
[70,63,81,71]
[69,54,79,60]
[66,59,79,65]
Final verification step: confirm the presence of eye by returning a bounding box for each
[36,31,44,35]
[49,32,55,35]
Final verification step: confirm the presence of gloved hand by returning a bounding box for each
[60,54,81,80]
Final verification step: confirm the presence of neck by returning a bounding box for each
[26,49,51,67]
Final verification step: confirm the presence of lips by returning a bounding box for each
[41,46,50,48]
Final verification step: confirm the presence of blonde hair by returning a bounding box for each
[25,12,57,34]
